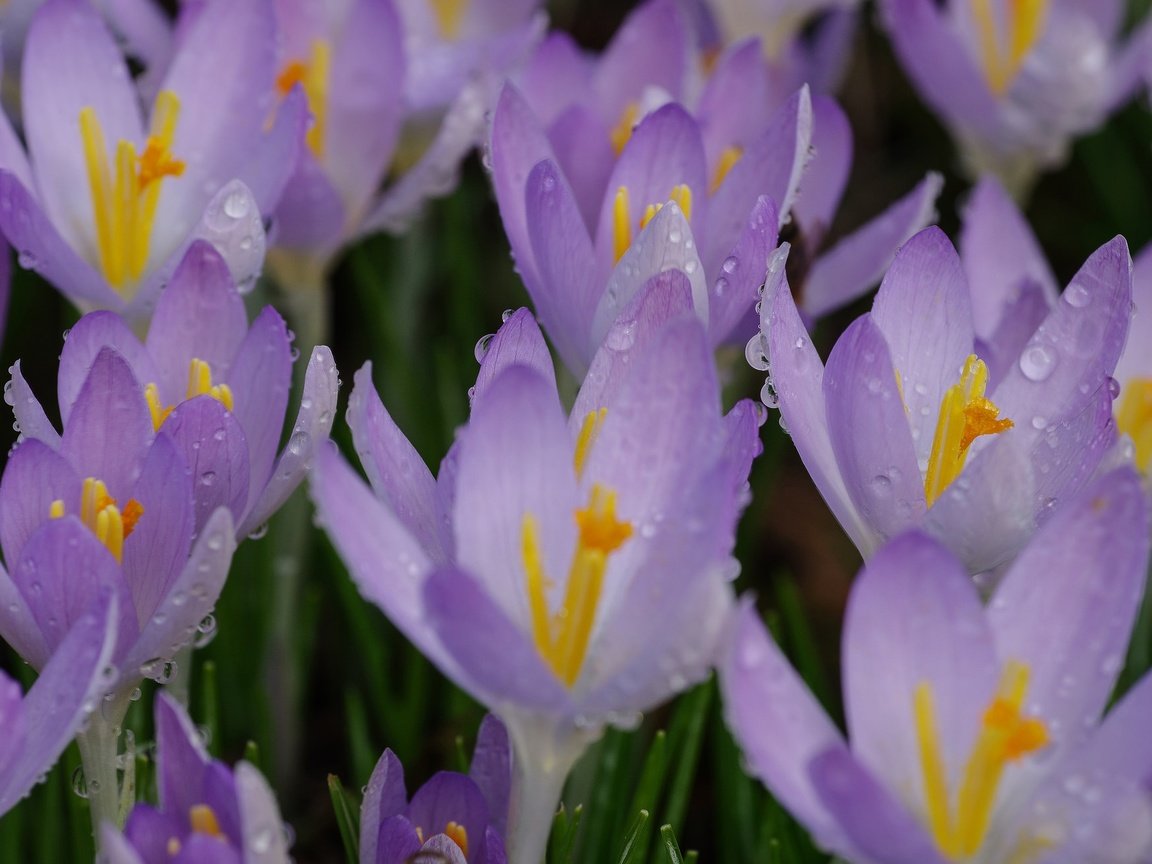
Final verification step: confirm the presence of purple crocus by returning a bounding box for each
[313,281,759,864]
[0,590,117,818]
[8,240,339,540]
[722,466,1152,863]
[0,0,304,321]
[880,0,1151,197]
[360,715,510,864]
[100,692,292,864]
[267,0,406,291]
[757,225,1131,574]
[700,0,859,74]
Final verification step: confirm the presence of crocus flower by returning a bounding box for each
[1114,246,1152,473]
[267,0,406,292]
[100,692,292,863]
[0,0,304,321]
[360,715,510,864]
[757,225,1130,573]
[313,281,759,864]
[722,466,1152,863]
[0,590,117,818]
[880,0,1151,197]
[7,240,339,540]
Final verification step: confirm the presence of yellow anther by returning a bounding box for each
[613,186,632,264]
[913,661,1049,858]
[429,0,468,40]
[573,408,607,478]
[72,477,142,564]
[276,40,330,158]
[711,146,742,193]
[167,837,181,856]
[189,803,222,837]
[972,0,1049,94]
[145,383,174,432]
[1117,378,1152,473]
[415,826,425,844]
[610,102,639,156]
[49,500,65,519]
[79,90,184,293]
[613,185,694,263]
[185,359,235,413]
[924,355,1013,507]
[445,821,469,857]
[522,484,633,686]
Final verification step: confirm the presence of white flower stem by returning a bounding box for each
[74,690,132,842]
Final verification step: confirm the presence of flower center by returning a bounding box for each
[1116,378,1152,473]
[49,477,143,564]
[429,0,468,40]
[79,90,185,293]
[167,803,224,856]
[914,661,1049,858]
[612,184,693,263]
[276,39,331,159]
[971,0,1049,94]
[145,358,235,432]
[924,354,1013,507]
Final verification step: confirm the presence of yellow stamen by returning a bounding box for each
[573,408,607,478]
[972,0,1049,94]
[167,837,181,856]
[613,186,632,264]
[913,662,1049,857]
[429,0,468,40]
[68,478,143,564]
[49,500,65,519]
[522,484,633,686]
[275,40,330,158]
[711,146,742,193]
[145,383,174,432]
[1117,378,1152,473]
[445,821,469,857]
[189,803,222,837]
[610,102,639,156]
[924,355,1013,507]
[415,826,425,844]
[613,185,694,263]
[79,91,185,293]
[185,359,235,413]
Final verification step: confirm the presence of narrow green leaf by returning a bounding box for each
[624,731,668,864]
[617,809,650,864]
[659,824,684,864]
[547,803,582,864]
[199,660,219,757]
[327,774,360,864]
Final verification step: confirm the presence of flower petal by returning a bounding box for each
[58,312,155,425]
[7,361,59,449]
[708,194,777,345]
[235,761,291,864]
[0,439,79,578]
[469,716,511,835]
[793,95,852,247]
[474,308,556,409]
[360,749,408,864]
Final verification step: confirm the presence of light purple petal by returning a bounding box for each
[809,745,948,864]
[959,176,1058,339]
[709,194,777,345]
[58,312,154,424]
[0,439,79,588]
[0,562,50,669]
[225,307,292,511]
[979,279,1051,388]
[523,159,597,375]
[186,180,269,294]
[7,361,59,449]
[591,0,687,121]
[146,240,248,402]
[801,172,943,320]
[1115,243,1152,386]
[346,364,442,563]
[696,39,771,169]
[0,588,117,815]
[154,690,210,812]
[545,106,614,233]
[720,601,846,850]
[310,446,451,672]
[762,246,871,550]
[121,506,235,680]
[270,151,346,253]
[98,825,147,864]
[793,95,852,245]
[474,308,555,408]
[422,565,572,712]
[452,364,576,622]
[870,226,975,469]
[235,761,290,864]
[406,772,491,859]
[470,715,510,834]
[516,32,588,126]
[360,749,408,864]
[377,815,422,864]
[823,316,925,544]
[989,467,1149,754]
[239,345,339,536]
[843,531,998,813]
[418,834,468,864]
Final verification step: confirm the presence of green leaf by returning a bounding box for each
[659,824,685,864]
[617,810,650,864]
[547,803,582,864]
[327,774,360,864]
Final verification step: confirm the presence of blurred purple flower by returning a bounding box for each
[757,225,1131,573]
[0,0,305,320]
[722,466,1152,864]
[313,285,759,864]
[360,715,510,864]
[0,345,236,692]
[880,0,1151,197]
[8,240,339,540]
[100,692,292,864]
[0,590,117,817]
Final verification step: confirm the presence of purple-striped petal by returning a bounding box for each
[591,0,686,122]
[405,772,491,858]
[546,106,614,232]
[155,690,209,813]
[470,716,510,834]
[474,308,555,408]
[58,312,155,425]
[709,194,777,345]
[793,95,852,245]
[360,749,408,864]
[0,439,79,570]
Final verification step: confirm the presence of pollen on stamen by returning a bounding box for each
[445,821,469,857]
[610,102,639,156]
[189,804,222,837]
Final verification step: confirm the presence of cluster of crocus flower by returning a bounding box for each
[0,0,1151,862]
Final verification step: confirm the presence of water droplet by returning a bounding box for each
[1108,377,1121,399]
[223,190,250,219]
[474,333,495,363]
[760,379,778,409]
[200,470,216,487]
[1031,416,1047,430]
[501,308,514,322]
[869,474,892,496]
[745,335,770,371]
[248,523,269,540]
[605,320,636,351]
[71,766,89,798]
[722,256,739,274]
[1019,345,1057,382]
[1063,282,1091,307]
